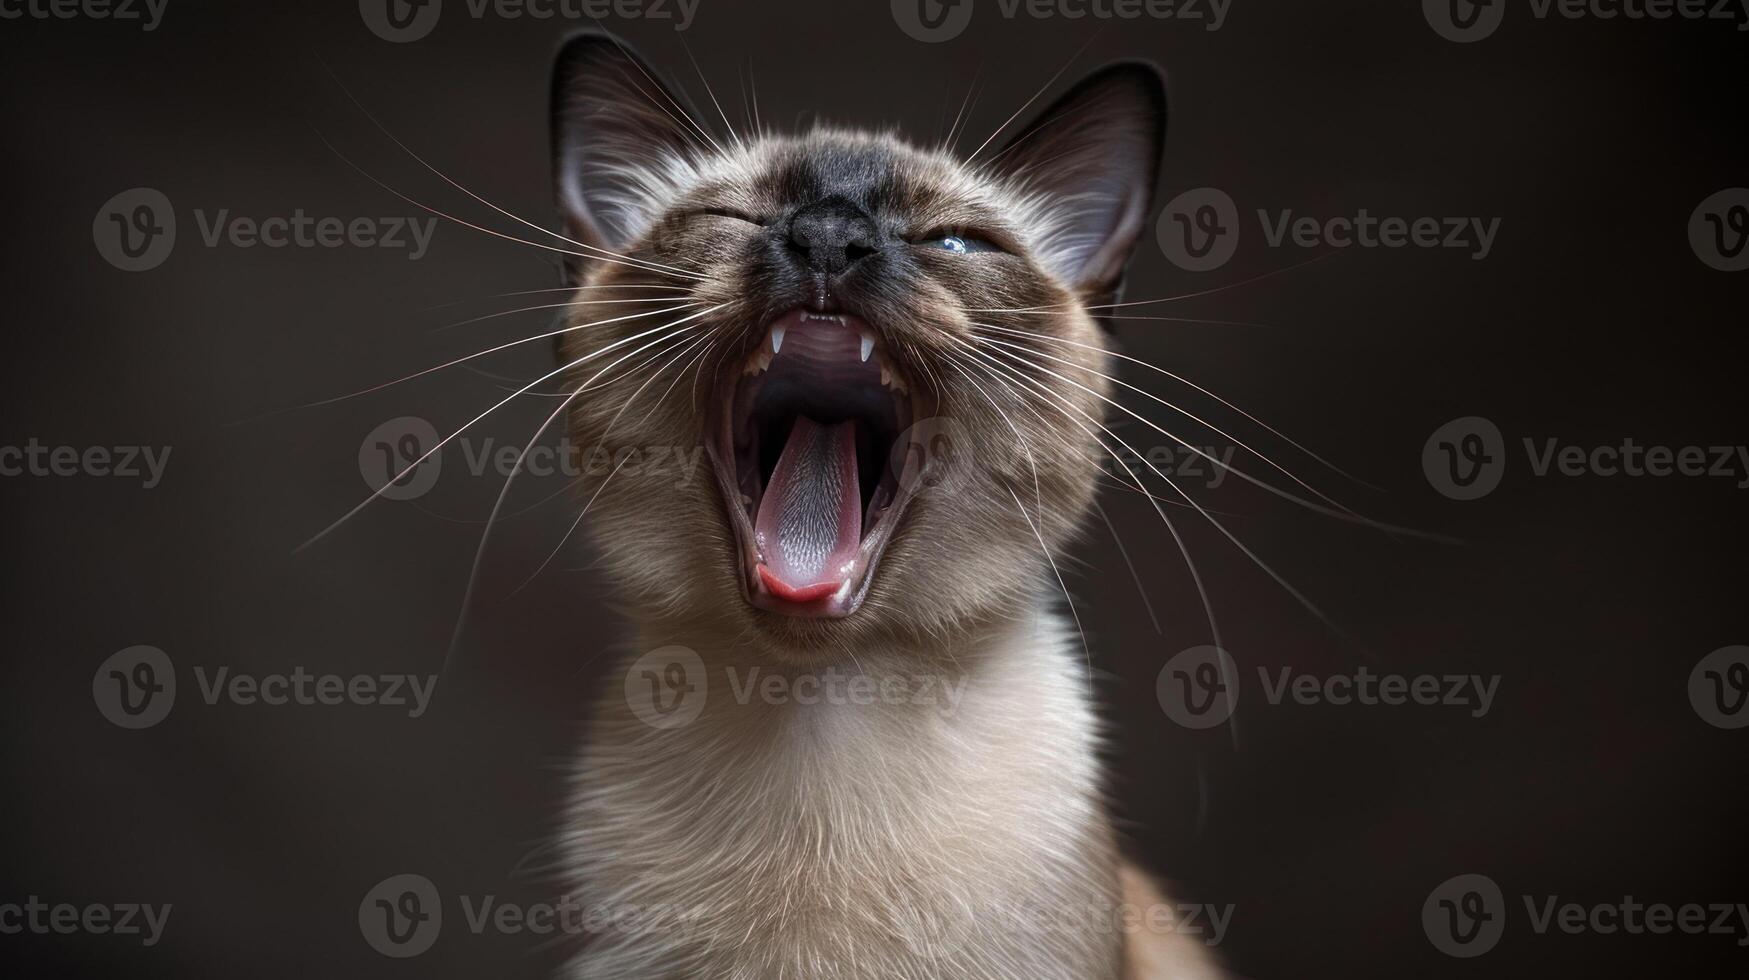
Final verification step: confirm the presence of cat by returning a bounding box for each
[547,31,1223,979]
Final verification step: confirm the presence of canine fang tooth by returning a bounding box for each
[859,332,874,362]
[880,365,890,386]
[771,326,785,354]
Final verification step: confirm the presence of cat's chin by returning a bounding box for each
[705,308,937,621]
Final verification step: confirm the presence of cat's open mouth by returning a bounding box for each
[707,309,930,619]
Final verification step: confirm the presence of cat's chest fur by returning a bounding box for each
[565,612,1125,979]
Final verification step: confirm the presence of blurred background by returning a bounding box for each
[1,0,1745,976]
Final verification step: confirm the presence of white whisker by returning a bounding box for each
[441,323,705,672]
[317,57,706,280]
[293,305,724,554]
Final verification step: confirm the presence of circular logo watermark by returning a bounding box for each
[1689,645,1749,729]
[359,416,442,501]
[890,415,975,496]
[1423,0,1505,42]
[92,645,176,729]
[360,0,442,42]
[359,873,442,957]
[93,188,176,272]
[624,645,707,730]
[1157,187,1239,272]
[1423,873,1504,957]
[1688,188,1749,272]
[892,0,974,42]
[1156,645,1239,729]
[1423,416,1505,501]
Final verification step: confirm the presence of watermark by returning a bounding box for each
[92,646,176,730]
[359,416,707,502]
[1423,874,1506,957]
[0,897,171,947]
[359,874,442,958]
[1156,645,1239,728]
[1101,443,1237,489]
[359,874,717,957]
[1690,188,1749,272]
[1156,187,1239,272]
[1426,0,1749,43]
[1158,187,1500,271]
[92,188,175,272]
[891,415,976,495]
[893,0,1227,42]
[359,0,698,43]
[1424,416,1749,500]
[897,888,1235,960]
[93,647,438,728]
[1158,647,1500,728]
[724,666,968,714]
[94,189,437,271]
[1,440,171,488]
[1422,416,1505,501]
[1424,873,1749,957]
[622,646,973,729]
[0,0,167,30]
[1259,665,1498,718]
[624,645,708,730]
[1690,646,1749,729]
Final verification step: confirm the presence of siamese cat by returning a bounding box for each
[549,32,1221,979]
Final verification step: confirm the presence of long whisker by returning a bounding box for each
[1091,498,1160,635]
[951,341,1232,709]
[943,348,1167,505]
[955,337,1347,646]
[678,35,741,149]
[509,330,714,598]
[940,70,982,156]
[508,454,630,600]
[423,285,689,320]
[297,303,700,411]
[441,324,704,672]
[976,336,1435,541]
[429,295,694,334]
[599,37,729,158]
[963,36,1096,165]
[316,57,705,280]
[293,305,724,553]
[972,320,1377,492]
[1001,482,1092,695]
[313,129,705,282]
[964,308,1279,329]
[974,330,1363,520]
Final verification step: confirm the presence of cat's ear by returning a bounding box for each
[550,32,705,259]
[989,63,1166,304]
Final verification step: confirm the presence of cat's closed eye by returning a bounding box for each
[692,207,768,227]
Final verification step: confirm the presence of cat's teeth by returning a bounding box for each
[858,332,874,363]
[876,354,909,394]
[744,347,773,375]
[770,326,785,354]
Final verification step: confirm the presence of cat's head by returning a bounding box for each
[550,33,1164,656]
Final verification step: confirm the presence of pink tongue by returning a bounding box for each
[753,417,862,602]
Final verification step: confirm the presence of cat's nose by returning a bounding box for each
[786,196,879,276]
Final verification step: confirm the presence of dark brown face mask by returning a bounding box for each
[545,30,1164,636]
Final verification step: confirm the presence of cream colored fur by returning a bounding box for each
[565,602,1221,978]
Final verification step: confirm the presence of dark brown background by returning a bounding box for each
[2,0,1745,977]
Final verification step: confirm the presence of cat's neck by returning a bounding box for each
[568,604,1125,978]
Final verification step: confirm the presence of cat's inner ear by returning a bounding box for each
[988,64,1166,302]
[550,32,704,256]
